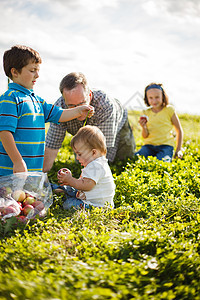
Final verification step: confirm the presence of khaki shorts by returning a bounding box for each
[115,118,136,161]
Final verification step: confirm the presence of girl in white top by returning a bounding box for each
[57,125,115,209]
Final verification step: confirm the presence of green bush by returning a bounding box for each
[0,113,200,299]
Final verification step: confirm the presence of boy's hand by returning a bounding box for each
[77,105,94,121]
[13,159,28,173]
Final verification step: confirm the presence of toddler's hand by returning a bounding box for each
[76,190,86,200]
[57,168,72,185]
[57,168,71,175]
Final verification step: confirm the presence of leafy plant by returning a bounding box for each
[0,113,200,299]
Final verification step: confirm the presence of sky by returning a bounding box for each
[0,0,200,115]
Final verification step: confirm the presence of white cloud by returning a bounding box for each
[0,0,200,115]
[144,0,200,20]
[159,0,200,18]
[48,0,120,10]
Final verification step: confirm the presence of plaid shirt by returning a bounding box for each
[45,89,127,162]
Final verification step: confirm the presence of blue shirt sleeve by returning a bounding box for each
[0,91,18,133]
[41,99,63,124]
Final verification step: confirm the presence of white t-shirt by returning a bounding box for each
[81,156,115,208]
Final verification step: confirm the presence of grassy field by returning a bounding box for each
[0,112,200,299]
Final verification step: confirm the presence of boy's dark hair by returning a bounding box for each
[59,72,90,94]
[3,45,42,79]
[144,82,169,107]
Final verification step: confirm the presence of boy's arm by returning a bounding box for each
[57,171,96,191]
[0,131,27,173]
[171,112,183,158]
[43,105,94,173]
[59,105,94,122]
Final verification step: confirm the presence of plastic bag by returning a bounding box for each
[0,172,53,221]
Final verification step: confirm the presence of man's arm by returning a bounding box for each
[44,120,67,172]
[0,131,27,173]
[43,147,59,173]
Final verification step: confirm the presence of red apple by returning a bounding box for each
[23,204,34,216]
[32,200,45,211]
[58,168,70,175]
[140,115,148,123]
[0,186,12,197]
[12,190,26,202]
[23,196,36,206]
[2,206,17,216]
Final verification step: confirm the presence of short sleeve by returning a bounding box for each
[167,105,175,118]
[0,92,18,133]
[81,161,104,184]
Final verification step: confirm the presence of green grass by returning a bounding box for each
[0,112,200,299]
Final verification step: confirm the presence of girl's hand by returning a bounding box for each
[77,105,94,121]
[139,115,148,128]
[174,150,183,159]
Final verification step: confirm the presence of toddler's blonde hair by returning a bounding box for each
[71,125,107,156]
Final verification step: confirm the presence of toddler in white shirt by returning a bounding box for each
[57,125,115,209]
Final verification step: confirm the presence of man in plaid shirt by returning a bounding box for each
[43,72,136,172]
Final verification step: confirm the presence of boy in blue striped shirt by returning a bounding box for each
[0,45,94,176]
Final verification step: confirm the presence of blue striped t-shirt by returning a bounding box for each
[0,83,63,175]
